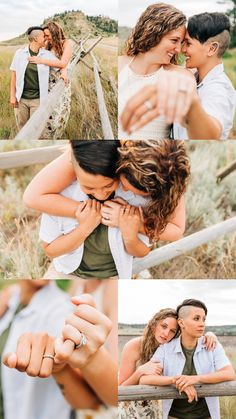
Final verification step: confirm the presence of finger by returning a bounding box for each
[101,218,114,227]
[61,324,82,346]
[68,304,109,328]
[76,201,87,214]
[71,294,96,308]
[156,75,168,117]
[127,95,157,131]
[40,336,55,378]
[165,76,179,124]
[121,85,156,131]
[54,337,74,364]
[3,352,17,368]
[15,333,32,372]
[129,107,159,134]
[26,333,48,377]
[175,86,193,122]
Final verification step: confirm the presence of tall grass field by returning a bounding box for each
[0,38,117,139]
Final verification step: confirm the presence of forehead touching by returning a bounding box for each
[178,305,206,319]
[165,26,186,40]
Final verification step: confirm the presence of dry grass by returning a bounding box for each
[0,141,236,279]
[150,141,236,279]
[0,38,117,140]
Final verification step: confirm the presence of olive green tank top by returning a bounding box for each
[73,224,118,279]
[169,344,211,419]
[22,48,40,99]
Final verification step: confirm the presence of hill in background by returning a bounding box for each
[119,323,236,336]
[1,10,117,45]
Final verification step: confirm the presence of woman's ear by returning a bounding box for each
[178,318,184,329]
[208,41,219,57]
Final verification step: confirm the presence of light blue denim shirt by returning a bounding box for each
[10,46,57,103]
[152,336,231,419]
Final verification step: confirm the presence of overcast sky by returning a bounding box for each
[119,0,230,27]
[0,0,118,41]
[119,280,236,326]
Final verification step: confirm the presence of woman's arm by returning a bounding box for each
[42,200,101,258]
[158,195,186,242]
[29,39,74,68]
[175,365,235,392]
[119,338,143,385]
[23,149,78,217]
[139,374,174,385]
[119,206,150,257]
[54,294,117,406]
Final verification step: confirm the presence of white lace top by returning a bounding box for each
[118,57,171,140]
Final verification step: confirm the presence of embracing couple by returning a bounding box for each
[119,3,236,140]
[119,298,235,419]
[23,140,190,280]
[10,23,74,138]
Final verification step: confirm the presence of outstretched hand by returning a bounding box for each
[120,70,197,134]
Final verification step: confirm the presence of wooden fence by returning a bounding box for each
[14,35,115,140]
[119,381,236,401]
[1,145,236,275]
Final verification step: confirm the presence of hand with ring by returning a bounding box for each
[54,294,112,369]
[120,69,198,134]
[2,332,63,378]
[119,205,142,240]
[101,197,127,227]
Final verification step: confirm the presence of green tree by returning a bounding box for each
[219,0,236,46]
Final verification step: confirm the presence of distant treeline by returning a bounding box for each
[87,15,117,34]
[119,323,236,336]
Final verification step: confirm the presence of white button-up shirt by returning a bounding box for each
[39,181,151,280]
[1,282,73,419]
[152,336,231,419]
[174,63,236,140]
[10,46,57,104]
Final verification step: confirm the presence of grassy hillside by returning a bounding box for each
[0,10,117,46]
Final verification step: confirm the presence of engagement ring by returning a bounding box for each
[144,100,153,111]
[74,333,87,349]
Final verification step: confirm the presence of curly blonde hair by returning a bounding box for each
[117,140,190,241]
[124,3,186,64]
[43,22,66,58]
[139,308,179,365]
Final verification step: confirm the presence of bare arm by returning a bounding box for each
[79,347,117,406]
[53,365,100,409]
[103,280,118,362]
[158,195,186,241]
[119,206,150,257]
[140,374,174,386]
[119,338,142,385]
[186,96,222,140]
[29,40,74,69]
[175,365,235,392]
[23,149,78,217]
[42,200,101,258]
[10,71,18,107]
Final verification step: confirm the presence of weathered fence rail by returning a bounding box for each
[119,382,236,401]
[132,216,236,274]
[0,144,66,169]
[13,34,115,140]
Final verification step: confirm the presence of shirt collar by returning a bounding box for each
[174,336,205,353]
[197,63,224,88]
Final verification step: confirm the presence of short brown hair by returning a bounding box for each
[124,3,186,64]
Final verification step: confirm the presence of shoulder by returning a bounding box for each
[123,337,142,358]
[166,64,196,81]
[63,39,74,49]
[118,54,131,72]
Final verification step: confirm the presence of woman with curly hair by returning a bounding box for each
[118,3,197,139]
[119,308,217,418]
[28,22,74,138]
[23,140,190,279]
